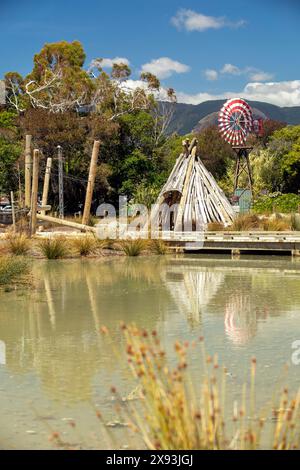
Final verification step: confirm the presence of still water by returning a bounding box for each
[0,255,300,449]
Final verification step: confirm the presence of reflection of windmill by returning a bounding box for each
[218,98,254,198]
[162,267,225,326]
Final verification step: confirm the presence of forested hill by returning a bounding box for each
[168,100,300,135]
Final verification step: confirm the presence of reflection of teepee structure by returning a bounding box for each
[162,266,225,325]
[153,138,235,230]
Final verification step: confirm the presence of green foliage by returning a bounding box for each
[0,110,18,130]
[253,193,300,214]
[195,126,235,180]
[0,137,21,193]
[131,181,161,208]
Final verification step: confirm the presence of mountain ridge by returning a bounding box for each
[168,100,300,135]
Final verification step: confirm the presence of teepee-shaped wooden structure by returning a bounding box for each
[152,138,234,231]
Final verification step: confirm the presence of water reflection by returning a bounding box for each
[0,256,300,406]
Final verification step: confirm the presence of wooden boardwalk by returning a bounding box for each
[158,231,300,257]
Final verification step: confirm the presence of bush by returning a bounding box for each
[261,218,291,231]
[149,239,168,255]
[72,236,97,256]
[230,214,260,231]
[253,193,300,214]
[6,233,31,255]
[38,237,69,259]
[119,239,146,256]
[0,256,30,285]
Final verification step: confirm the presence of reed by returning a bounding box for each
[100,325,300,450]
[38,237,69,259]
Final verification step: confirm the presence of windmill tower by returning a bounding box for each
[218,98,254,198]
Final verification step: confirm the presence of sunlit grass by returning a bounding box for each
[5,232,31,256]
[38,237,69,259]
[98,325,300,450]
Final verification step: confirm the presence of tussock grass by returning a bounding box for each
[0,256,30,285]
[261,218,291,231]
[6,232,31,255]
[99,325,300,450]
[118,239,146,256]
[38,237,69,259]
[230,214,260,231]
[291,214,300,231]
[149,239,168,255]
[207,222,225,232]
[72,236,97,256]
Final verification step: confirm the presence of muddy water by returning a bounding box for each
[0,255,300,449]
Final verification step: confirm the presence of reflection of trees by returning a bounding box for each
[1,258,300,402]
[0,258,171,403]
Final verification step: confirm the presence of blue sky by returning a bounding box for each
[0,0,299,106]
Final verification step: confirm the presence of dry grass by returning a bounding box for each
[149,239,168,255]
[261,218,291,231]
[72,236,97,256]
[5,232,31,256]
[99,325,300,450]
[230,214,261,231]
[38,237,69,259]
[118,239,147,256]
[207,222,225,232]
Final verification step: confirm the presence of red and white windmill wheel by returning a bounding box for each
[218,98,253,147]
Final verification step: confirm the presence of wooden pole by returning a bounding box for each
[35,213,96,233]
[41,157,52,216]
[30,149,40,236]
[10,191,16,232]
[25,135,32,208]
[82,140,100,226]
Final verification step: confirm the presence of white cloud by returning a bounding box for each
[204,69,218,81]
[220,64,274,82]
[120,79,171,101]
[248,71,274,82]
[141,57,190,79]
[176,80,300,107]
[171,9,245,32]
[221,63,242,75]
[100,57,130,68]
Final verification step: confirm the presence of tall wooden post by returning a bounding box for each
[25,135,32,208]
[82,140,100,226]
[30,149,40,236]
[10,191,16,232]
[41,157,52,216]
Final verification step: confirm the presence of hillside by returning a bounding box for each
[168,100,300,135]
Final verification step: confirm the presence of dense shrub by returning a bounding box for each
[253,193,300,214]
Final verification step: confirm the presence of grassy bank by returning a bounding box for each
[0,256,31,286]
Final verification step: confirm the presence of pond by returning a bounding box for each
[0,255,300,449]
